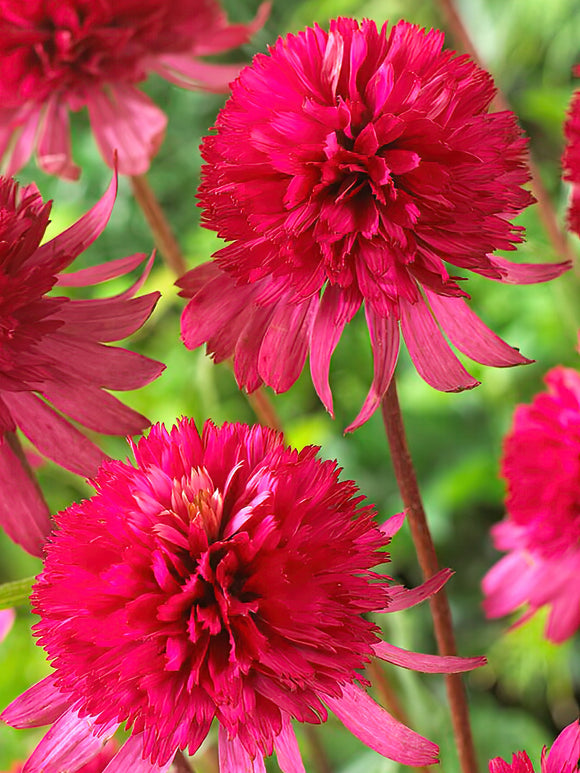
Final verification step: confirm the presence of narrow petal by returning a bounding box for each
[481,551,534,619]
[274,720,306,773]
[87,84,167,176]
[56,252,149,288]
[57,292,160,342]
[154,58,245,92]
[5,108,41,177]
[378,512,405,539]
[37,96,80,181]
[102,734,173,773]
[400,294,480,392]
[345,307,399,432]
[218,726,266,772]
[383,569,454,613]
[0,435,52,556]
[3,392,106,477]
[372,640,486,673]
[425,290,531,367]
[1,675,69,729]
[326,683,439,766]
[309,283,361,416]
[485,256,571,285]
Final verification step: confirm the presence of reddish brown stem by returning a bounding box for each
[173,750,196,773]
[304,725,334,773]
[246,388,284,433]
[435,0,576,267]
[381,381,478,773]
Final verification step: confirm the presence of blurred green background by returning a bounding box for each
[1,0,579,770]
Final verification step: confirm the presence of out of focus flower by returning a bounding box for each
[482,367,580,642]
[2,418,484,772]
[179,17,568,431]
[6,739,118,773]
[563,66,580,237]
[489,719,579,773]
[0,609,15,643]
[0,173,164,557]
[0,1,268,178]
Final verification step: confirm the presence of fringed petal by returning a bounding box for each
[372,640,486,673]
[1,675,69,729]
[274,720,306,773]
[326,683,439,766]
[37,96,80,181]
[400,294,479,392]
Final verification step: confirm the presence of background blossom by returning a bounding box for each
[489,719,579,773]
[180,17,568,431]
[563,66,580,237]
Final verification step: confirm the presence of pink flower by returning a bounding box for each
[2,418,484,772]
[563,67,580,237]
[0,609,15,643]
[179,17,569,431]
[0,0,268,178]
[482,367,580,642]
[0,173,164,557]
[489,719,579,773]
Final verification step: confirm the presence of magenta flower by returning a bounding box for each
[0,0,268,179]
[482,367,580,642]
[0,173,164,557]
[563,67,580,237]
[179,17,568,431]
[489,719,579,773]
[2,418,484,772]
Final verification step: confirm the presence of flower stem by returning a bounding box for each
[304,726,334,773]
[173,751,196,773]
[381,380,478,773]
[246,389,284,433]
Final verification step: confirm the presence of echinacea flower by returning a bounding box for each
[179,17,569,431]
[0,173,164,557]
[0,0,268,179]
[563,67,580,237]
[2,418,485,772]
[489,718,579,773]
[482,367,580,642]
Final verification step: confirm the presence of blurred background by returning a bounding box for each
[1,0,579,770]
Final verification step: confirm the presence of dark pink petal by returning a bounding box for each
[384,569,454,613]
[37,96,80,181]
[345,307,399,432]
[3,392,106,477]
[274,720,306,773]
[57,292,160,342]
[400,295,480,392]
[425,290,531,367]
[372,640,486,673]
[485,256,571,285]
[0,435,51,556]
[102,734,173,773]
[544,720,580,773]
[56,253,150,288]
[326,683,439,766]
[309,283,361,416]
[87,84,167,176]
[1,675,69,729]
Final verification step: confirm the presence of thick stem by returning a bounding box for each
[173,750,196,773]
[381,381,478,773]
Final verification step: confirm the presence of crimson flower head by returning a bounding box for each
[0,0,268,178]
[0,174,164,557]
[489,719,580,773]
[482,367,580,642]
[2,418,484,772]
[179,17,569,431]
[563,66,580,237]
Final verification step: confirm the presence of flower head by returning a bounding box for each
[489,719,579,773]
[482,367,580,642]
[0,173,164,557]
[0,0,268,178]
[563,66,580,237]
[2,418,484,772]
[179,17,568,431]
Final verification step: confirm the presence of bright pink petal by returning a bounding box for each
[345,307,399,432]
[481,551,534,620]
[309,283,361,416]
[425,290,531,367]
[56,252,149,288]
[102,734,173,773]
[378,512,405,538]
[400,294,480,392]
[1,675,69,729]
[0,435,52,556]
[87,84,167,176]
[384,569,454,613]
[490,751,535,773]
[3,392,106,477]
[0,609,15,643]
[326,683,439,766]
[373,640,486,673]
[218,726,266,772]
[543,720,580,773]
[57,292,160,342]
[37,96,80,181]
[274,720,306,773]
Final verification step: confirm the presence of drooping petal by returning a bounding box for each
[274,720,306,773]
[485,256,571,285]
[372,640,486,673]
[57,292,160,342]
[102,733,173,773]
[1,675,69,729]
[36,96,80,181]
[383,569,453,613]
[56,252,150,288]
[326,683,439,766]
[400,294,480,392]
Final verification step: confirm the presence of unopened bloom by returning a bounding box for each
[179,17,568,431]
[0,0,268,178]
[0,174,164,557]
[482,367,580,642]
[489,719,579,773]
[563,67,580,237]
[2,418,484,772]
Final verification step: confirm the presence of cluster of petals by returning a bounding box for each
[489,719,579,773]
[0,0,268,178]
[482,367,580,642]
[563,66,580,237]
[179,17,569,431]
[0,173,164,557]
[2,418,485,772]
